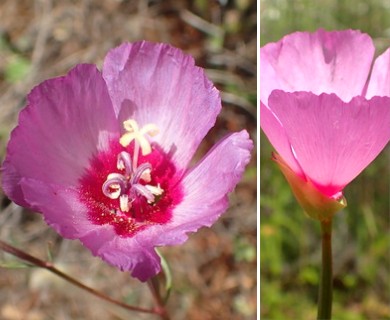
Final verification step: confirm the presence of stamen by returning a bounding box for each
[132,184,155,202]
[145,184,164,196]
[120,194,130,212]
[100,119,165,215]
[117,151,132,176]
[131,163,152,184]
[102,173,126,199]
[140,168,151,183]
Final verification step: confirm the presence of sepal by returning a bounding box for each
[273,153,346,222]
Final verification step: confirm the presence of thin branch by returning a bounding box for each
[179,9,224,38]
[221,91,257,119]
[0,239,159,316]
[147,276,171,320]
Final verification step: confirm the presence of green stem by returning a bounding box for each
[317,219,333,320]
[147,276,171,320]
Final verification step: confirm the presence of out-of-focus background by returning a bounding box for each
[260,1,390,319]
[0,1,257,319]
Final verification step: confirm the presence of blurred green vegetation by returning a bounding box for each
[260,1,390,319]
[0,36,31,84]
[260,0,390,49]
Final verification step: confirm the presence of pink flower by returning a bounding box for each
[260,29,390,220]
[1,41,253,281]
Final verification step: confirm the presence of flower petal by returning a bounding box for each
[366,48,390,98]
[260,29,375,103]
[157,130,253,243]
[260,101,303,177]
[19,178,95,239]
[102,41,221,169]
[2,64,117,208]
[19,176,163,281]
[268,90,390,196]
[80,229,161,282]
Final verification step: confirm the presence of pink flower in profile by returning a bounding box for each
[260,29,390,220]
[1,41,253,281]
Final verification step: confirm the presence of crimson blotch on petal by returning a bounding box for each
[1,41,253,281]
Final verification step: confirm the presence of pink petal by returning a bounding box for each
[80,229,161,282]
[19,178,96,239]
[268,90,390,196]
[1,163,29,208]
[260,29,375,103]
[102,41,221,170]
[158,130,253,242]
[260,101,303,177]
[366,48,390,98]
[20,177,163,281]
[2,64,117,208]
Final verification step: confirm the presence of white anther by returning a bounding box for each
[119,194,130,212]
[145,184,164,196]
[102,173,126,199]
[140,168,152,183]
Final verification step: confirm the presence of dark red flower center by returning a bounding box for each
[78,120,183,237]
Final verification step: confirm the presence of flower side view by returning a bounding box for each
[260,29,390,221]
[1,41,253,281]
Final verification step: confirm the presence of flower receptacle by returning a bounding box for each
[272,153,347,222]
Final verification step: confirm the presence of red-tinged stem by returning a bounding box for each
[0,239,161,316]
[147,276,171,320]
[317,219,333,320]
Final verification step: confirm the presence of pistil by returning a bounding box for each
[102,119,164,215]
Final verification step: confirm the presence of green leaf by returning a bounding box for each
[156,249,172,304]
